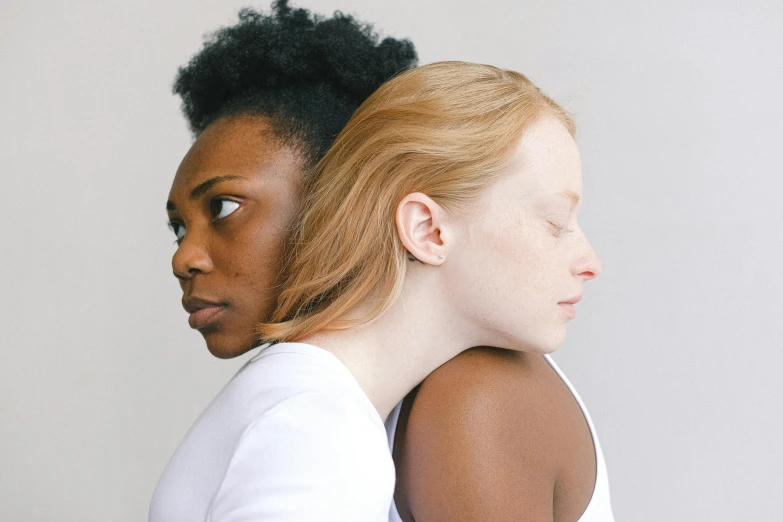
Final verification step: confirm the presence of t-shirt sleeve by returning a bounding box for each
[206,391,394,522]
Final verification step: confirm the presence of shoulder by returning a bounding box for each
[226,344,370,414]
[400,348,567,520]
[413,347,562,433]
[210,391,394,521]
[239,390,390,472]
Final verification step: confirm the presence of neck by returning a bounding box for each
[300,276,479,420]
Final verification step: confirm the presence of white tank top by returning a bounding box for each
[384,354,615,522]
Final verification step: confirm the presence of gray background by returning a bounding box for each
[1,0,781,520]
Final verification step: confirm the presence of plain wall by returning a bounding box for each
[1,0,781,520]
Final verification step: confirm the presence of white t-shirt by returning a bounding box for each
[149,342,395,522]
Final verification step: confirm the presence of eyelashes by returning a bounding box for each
[167,197,241,245]
[168,221,186,244]
[547,220,575,237]
[209,198,240,220]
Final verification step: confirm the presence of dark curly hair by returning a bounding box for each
[173,0,418,167]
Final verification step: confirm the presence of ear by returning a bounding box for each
[395,192,448,266]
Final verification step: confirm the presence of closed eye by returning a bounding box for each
[547,220,574,237]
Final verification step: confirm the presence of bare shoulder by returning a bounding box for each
[413,347,565,435]
[396,347,592,521]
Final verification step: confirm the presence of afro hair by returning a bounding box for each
[173,0,418,166]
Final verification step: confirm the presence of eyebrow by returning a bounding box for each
[166,175,244,211]
[554,190,581,207]
[190,175,244,199]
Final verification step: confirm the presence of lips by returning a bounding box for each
[558,294,582,320]
[182,297,227,330]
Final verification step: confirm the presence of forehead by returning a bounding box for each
[169,116,301,196]
[510,116,582,200]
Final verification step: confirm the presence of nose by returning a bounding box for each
[571,235,602,282]
[172,234,214,281]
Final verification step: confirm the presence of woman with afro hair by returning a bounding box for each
[155,3,415,521]
[155,2,614,521]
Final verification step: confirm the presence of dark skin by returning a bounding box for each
[392,348,597,522]
[166,115,597,519]
[166,115,302,359]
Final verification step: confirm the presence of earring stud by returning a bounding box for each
[438,255,443,260]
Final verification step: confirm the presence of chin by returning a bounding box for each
[505,328,566,355]
[202,330,257,359]
[538,329,567,354]
[535,342,563,355]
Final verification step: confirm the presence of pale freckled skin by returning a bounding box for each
[441,116,602,353]
[393,116,604,522]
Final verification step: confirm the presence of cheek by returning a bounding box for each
[211,235,283,326]
[212,217,288,292]
[469,215,560,309]
[477,214,542,277]
[241,227,286,281]
[502,238,553,309]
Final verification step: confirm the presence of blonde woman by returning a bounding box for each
[257,61,613,521]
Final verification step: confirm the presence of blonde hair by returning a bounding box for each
[257,61,575,342]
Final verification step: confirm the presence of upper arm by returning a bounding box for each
[209,392,394,522]
[402,349,561,522]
